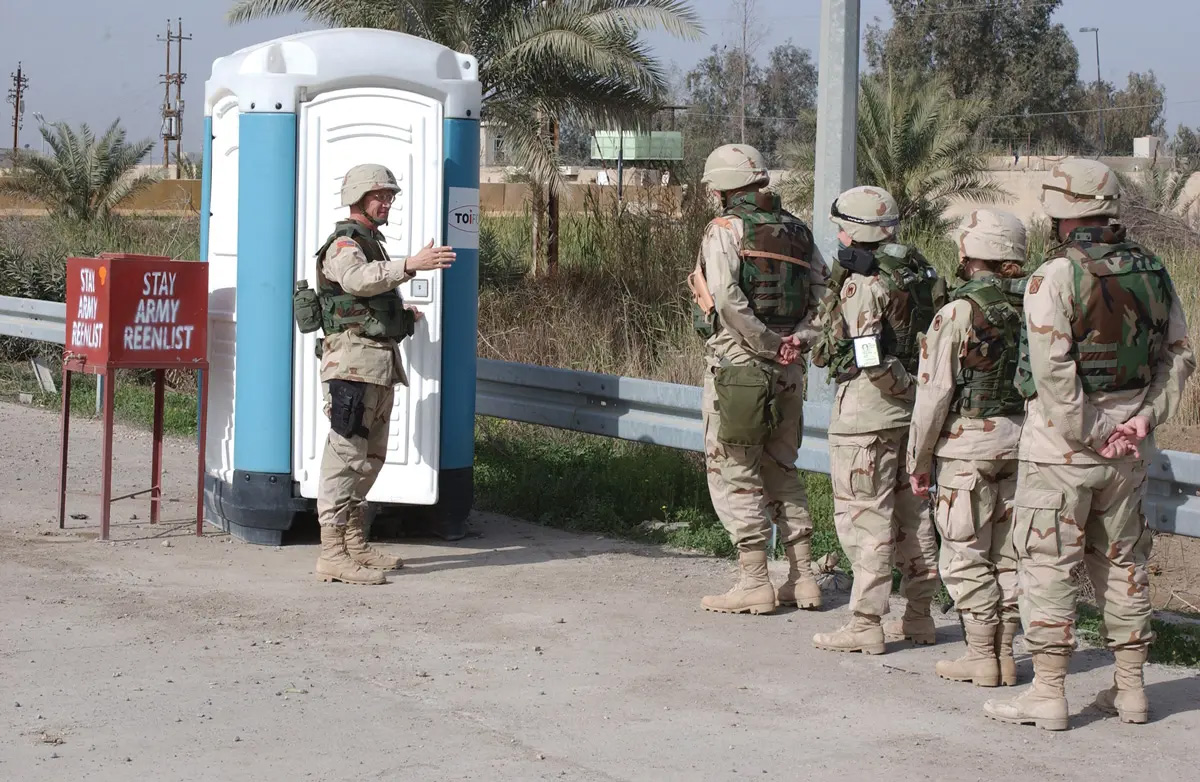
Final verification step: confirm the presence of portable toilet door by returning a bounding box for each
[201,29,481,545]
[293,87,445,506]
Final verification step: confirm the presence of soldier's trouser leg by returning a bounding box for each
[1013,460,1153,657]
[314,382,393,585]
[892,426,936,618]
[317,383,393,527]
[702,366,810,553]
[700,368,802,615]
[342,386,403,569]
[828,428,905,618]
[759,365,820,608]
[933,458,1019,686]
[934,458,1019,624]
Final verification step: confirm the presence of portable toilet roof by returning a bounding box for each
[203,28,481,118]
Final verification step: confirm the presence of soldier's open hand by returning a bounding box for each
[405,239,456,273]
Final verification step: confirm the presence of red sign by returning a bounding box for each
[64,253,208,370]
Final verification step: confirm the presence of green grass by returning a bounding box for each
[1076,604,1200,667]
[474,417,840,560]
[0,362,198,437]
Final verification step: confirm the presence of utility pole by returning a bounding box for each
[740,2,749,143]
[158,18,192,177]
[8,62,29,153]
[734,0,760,145]
[1080,27,1103,155]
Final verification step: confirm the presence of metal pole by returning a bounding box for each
[1094,31,1103,155]
[1081,27,1103,155]
[809,0,860,407]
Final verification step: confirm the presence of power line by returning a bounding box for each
[8,62,29,153]
[679,97,1200,124]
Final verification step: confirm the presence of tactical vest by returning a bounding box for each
[949,276,1026,418]
[692,192,814,338]
[311,220,414,342]
[812,243,945,382]
[1017,226,1173,398]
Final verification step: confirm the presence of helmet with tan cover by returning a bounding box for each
[1039,157,1120,219]
[341,163,401,207]
[830,186,900,243]
[956,208,1027,262]
[701,144,770,192]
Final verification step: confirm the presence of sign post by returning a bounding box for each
[58,253,210,541]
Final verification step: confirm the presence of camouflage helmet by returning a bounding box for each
[340,163,400,207]
[830,186,900,243]
[956,208,1027,262]
[1040,157,1119,219]
[701,144,770,192]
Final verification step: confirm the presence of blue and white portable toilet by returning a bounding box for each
[199,29,482,545]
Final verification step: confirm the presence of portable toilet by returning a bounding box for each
[199,29,482,545]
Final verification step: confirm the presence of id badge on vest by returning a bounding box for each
[853,335,883,369]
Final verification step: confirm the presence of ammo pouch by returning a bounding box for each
[713,363,781,446]
[327,379,369,439]
[293,281,323,334]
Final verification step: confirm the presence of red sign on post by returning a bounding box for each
[65,253,208,370]
[59,253,210,541]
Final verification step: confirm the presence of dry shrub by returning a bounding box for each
[478,186,714,383]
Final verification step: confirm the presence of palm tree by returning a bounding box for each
[226,0,702,272]
[1116,151,1200,249]
[781,72,1008,237]
[0,120,159,222]
[175,151,202,180]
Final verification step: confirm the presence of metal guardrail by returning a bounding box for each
[0,296,66,344]
[4,294,1198,538]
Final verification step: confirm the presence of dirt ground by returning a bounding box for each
[2,402,1199,782]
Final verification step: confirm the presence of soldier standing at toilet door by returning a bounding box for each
[294,163,456,585]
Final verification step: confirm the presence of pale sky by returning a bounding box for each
[3,0,1197,156]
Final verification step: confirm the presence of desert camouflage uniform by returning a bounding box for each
[698,214,829,554]
[1013,229,1194,658]
[827,273,941,623]
[315,226,413,531]
[908,289,1023,628]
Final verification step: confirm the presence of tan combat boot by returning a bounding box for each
[701,550,776,615]
[983,652,1070,731]
[776,538,822,609]
[315,524,386,585]
[1094,648,1149,724]
[883,602,936,645]
[996,616,1021,686]
[344,506,404,570]
[812,613,886,655]
[936,617,1000,687]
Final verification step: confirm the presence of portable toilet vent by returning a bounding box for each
[200,29,482,545]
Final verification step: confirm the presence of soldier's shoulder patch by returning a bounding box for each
[1028,275,1043,295]
[932,314,943,331]
[843,281,857,299]
[334,238,358,251]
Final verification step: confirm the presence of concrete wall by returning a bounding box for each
[0,179,201,217]
[3,165,1196,225]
